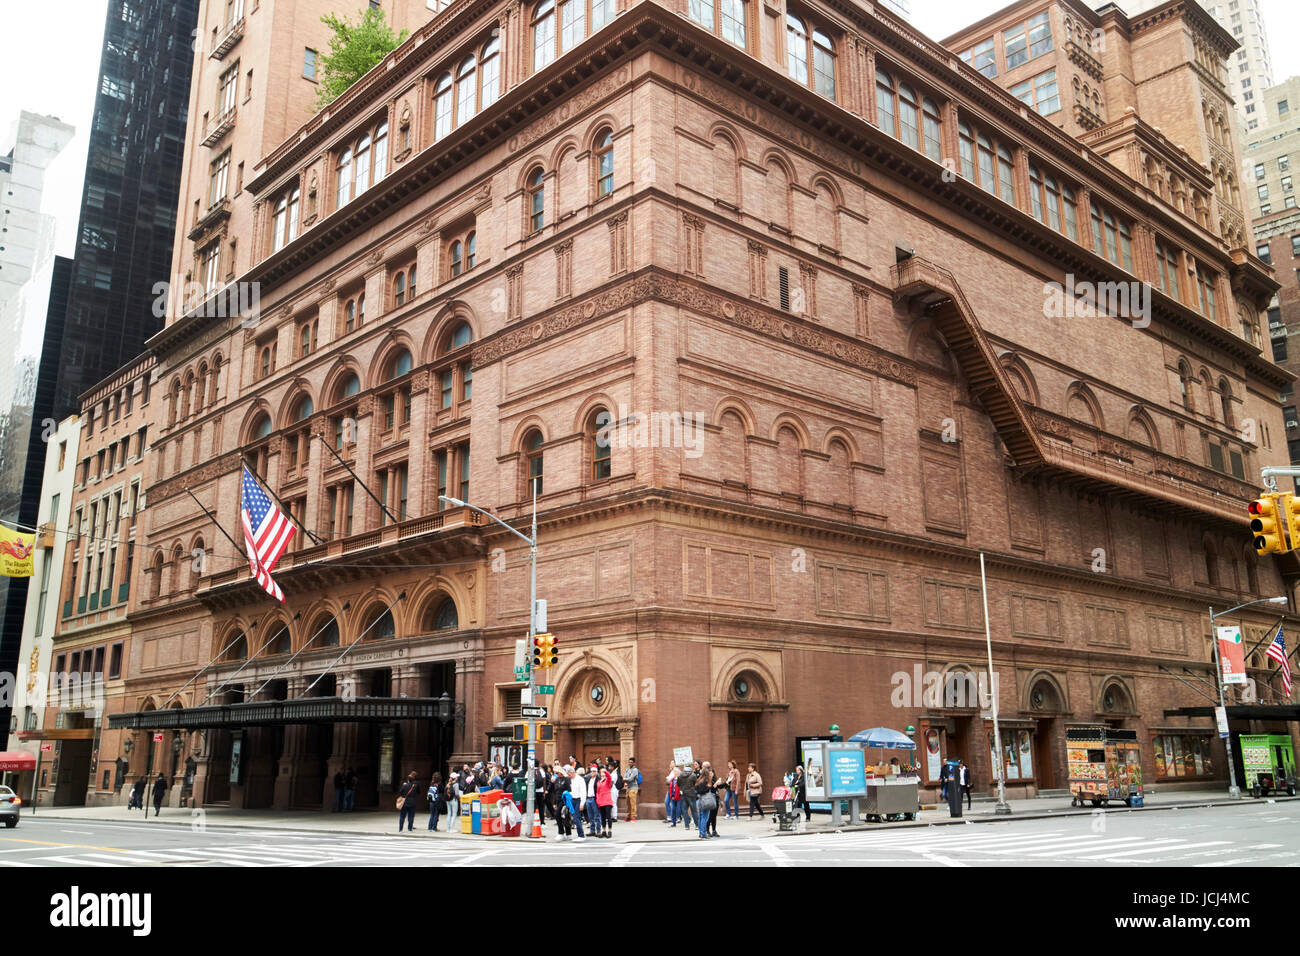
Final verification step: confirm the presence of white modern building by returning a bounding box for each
[4,414,78,793]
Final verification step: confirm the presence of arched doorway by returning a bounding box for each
[1025,673,1068,791]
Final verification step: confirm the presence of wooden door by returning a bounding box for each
[728,713,755,769]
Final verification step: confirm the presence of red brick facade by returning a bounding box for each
[107,0,1297,813]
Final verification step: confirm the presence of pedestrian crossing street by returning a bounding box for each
[0,836,481,867]
[773,823,1298,866]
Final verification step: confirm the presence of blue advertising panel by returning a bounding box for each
[827,747,867,797]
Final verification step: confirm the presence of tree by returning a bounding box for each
[315,8,410,108]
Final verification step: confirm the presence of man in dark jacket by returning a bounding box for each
[677,762,700,830]
[332,769,345,812]
[958,760,973,810]
[130,776,146,810]
[397,771,420,832]
[151,774,168,817]
[792,764,810,821]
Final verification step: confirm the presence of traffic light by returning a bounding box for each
[538,723,554,742]
[1283,493,1300,555]
[1249,493,1289,555]
[532,633,556,669]
[513,723,528,742]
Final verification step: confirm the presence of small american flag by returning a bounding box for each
[1266,629,1292,698]
[240,466,294,602]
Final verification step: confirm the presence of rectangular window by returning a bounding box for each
[200,241,220,294]
[209,150,230,207]
[1004,11,1051,70]
[1291,235,1300,257]
[1284,176,1294,193]
[441,369,453,408]
[1152,734,1214,779]
[109,642,123,679]
[436,450,448,505]
[1258,242,1272,264]
[460,444,470,500]
[1011,69,1059,115]
[1255,163,1266,180]
[959,38,996,78]
[217,63,238,115]
[1258,183,1269,201]
[461,362,472,401]
[304,48,318,80]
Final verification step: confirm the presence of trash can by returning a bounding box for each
[460,793,475,833]
[771,786,798,832]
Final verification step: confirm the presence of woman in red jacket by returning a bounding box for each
[594,766,615,838]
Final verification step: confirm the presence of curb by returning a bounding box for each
[763,793,1300,837]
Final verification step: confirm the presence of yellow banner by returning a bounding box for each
[0,524,36,577]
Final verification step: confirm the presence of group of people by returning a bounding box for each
[663,759,767,838]
[391,756,644,838]
[127,773,169,817]
[331,767,360,812]
[938,759,973,809]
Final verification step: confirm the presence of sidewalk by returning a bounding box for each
[21,786,1295,843]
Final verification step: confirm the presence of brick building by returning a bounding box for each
[34,354,154,806]
[105,0,1297,813]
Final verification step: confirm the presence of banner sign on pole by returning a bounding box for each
[1216,626,1248,685]
[1215,705,1229,739]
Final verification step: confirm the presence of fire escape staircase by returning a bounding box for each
[892,256,1250,526]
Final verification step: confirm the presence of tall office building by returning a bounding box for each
[0,0,199,753]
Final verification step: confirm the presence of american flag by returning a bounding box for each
[240,466,294,602]
[1266,629,1292,699]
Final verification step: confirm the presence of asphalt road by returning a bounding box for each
[2,800,1296,866]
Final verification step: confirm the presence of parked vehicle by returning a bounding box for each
[0,786,21,828]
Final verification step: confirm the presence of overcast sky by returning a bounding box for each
[2,0,1298,259]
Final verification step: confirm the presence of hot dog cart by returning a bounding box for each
[1067,726,1143,807]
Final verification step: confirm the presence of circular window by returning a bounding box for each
[590,684,605,704]
[733,676,750,699]
[1031,688,1045,709]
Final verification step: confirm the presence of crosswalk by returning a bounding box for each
[0,836,481,867]
[773,826,1295,866]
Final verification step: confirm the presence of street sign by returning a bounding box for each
[1215,705,1229,739]
[521,705,548,719]
[40,743,51,752]
[153,733,163,742]
[537,685,555,695]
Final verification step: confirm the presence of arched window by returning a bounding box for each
[251,413,272,440]
[267,626,291,655]
[595,129,614,197]
[590,407,611,480]
[812,30,835,99]
[786,15,809,86]
[424,597,459,631]
[525,430,544,496]
[407,265,417,298]
[456,55,477,127]
[363,606,397,641]
[295,395,313,422]
[1218,379,1233,427]
[344,298,357,333]
[336,146,353,209]
[393,270,406,306]
[433,73,453,141]
[876,70,895,140]
[386,348,413,381]
[336,373,360,403]
[373,120,388,184]
[450,240,464,277]
[259,347,273,379]
[465,232,476,269]
[898,83,919,149]
[560,0,585,53]
[316,616,340,647]
[958,121,974,180]
[922,98,942,161]
[1178,360,1194,410]
[1204,540,1219,587]
[224,632,247,661]
[445,321,473,353]
[528,167,546,232]
[481,36,500,108]
[270,184,300,253]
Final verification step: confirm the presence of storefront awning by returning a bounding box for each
[0,751,37,771]
[1162,705,1300,721]
[109,696,444,731]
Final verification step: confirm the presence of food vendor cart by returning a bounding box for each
[1067,727,1143,807]
[1240,734,1297,797]
[849,727,921,822]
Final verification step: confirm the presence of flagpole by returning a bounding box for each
[184,487,245,556]
[311,435,399,526]
[203,616,298,703]
[240,456,324,545]
[159,631,253,710]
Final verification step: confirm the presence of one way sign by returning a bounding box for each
[521,705,548,719]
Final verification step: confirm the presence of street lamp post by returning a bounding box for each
[442,487,540,837]
[1208,595,1287,800]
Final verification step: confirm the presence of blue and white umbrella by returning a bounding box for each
[848,727,916,750]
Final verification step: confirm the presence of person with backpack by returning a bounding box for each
[446,769,462,831]
[397,771,420,832]
[746,763,764,818]
[665,763,681,826]
[426,772,444,832]
[624,758,641,821]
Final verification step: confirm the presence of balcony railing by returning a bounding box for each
[210,16,245,59]
[188,197,231,241]
[200,106,237,148]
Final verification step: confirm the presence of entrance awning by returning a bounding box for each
[108,696,443,731]
[1162,705,1300,721]
[0,751,37,772]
